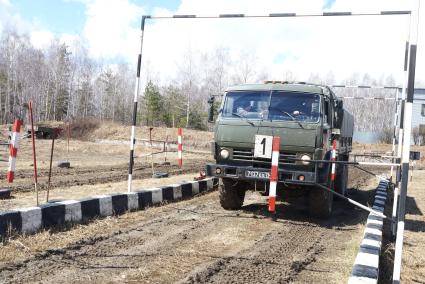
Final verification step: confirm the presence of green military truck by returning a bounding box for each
[206,81,354,217]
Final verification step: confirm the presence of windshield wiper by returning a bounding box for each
[268,107,305,129]
[231,112,255,126]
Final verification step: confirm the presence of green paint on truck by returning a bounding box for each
[206,81,354,218]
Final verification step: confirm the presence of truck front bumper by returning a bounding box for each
[206,163,317,185]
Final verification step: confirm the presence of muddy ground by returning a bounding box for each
[0,168,377,284]
[2,122,423,283]
[379,170,425,284]
[0,138,211,195]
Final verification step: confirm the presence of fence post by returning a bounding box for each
[7,119,22,183]
[178,128,182,167]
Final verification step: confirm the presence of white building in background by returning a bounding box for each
[412,88,425,145]
[412,88,425,131]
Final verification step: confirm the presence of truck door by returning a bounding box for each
[323,97,332,152]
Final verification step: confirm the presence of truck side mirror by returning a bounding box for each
[208,96,215,123]
[335,99,344,128]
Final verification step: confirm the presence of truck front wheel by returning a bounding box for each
[219,178,246,210]
[308,162,333,218]
[308,187,333,218]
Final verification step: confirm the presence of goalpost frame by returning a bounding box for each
[127,6,420,283]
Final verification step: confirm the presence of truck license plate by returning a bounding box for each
[245,170,270,179]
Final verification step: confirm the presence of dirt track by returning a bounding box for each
[1,161,205,193]
[0,169,376,284]
[0,138,211,193]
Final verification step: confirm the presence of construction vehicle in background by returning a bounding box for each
[206,81,354,217]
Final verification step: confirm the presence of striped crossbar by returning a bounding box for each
[177,128,182,167]
[330,85,400,89]
[340,97,398,100]
[268,136,280,213]
[144,11,410,20]
[7,119,22,183]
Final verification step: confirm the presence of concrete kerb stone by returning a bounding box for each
[19,207,42,234]
[126,192,139,212]
[96,195,113,217]
[58,200,82,223]
[171,184,183,200]
[348,180,389,284]
[0,210,21,236]
[0,177,218,238]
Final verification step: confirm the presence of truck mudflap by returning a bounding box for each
[206,163,316,184]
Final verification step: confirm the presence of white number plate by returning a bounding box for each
[254,135,273,158]
[245,170,270,179]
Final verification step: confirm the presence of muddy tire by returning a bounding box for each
[219,178,246,210]
[335,155,349,196]
[308,159,333,218]
[335,164,348,196]
[308,187,333,218]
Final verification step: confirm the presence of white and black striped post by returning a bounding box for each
[392,32,411,238]
[390,88,400,181]
[393,1,420,282]
[128,15,149,193]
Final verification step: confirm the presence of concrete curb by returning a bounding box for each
[0,177,218,237]
[348,180,389,284]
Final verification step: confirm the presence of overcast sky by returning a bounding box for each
[0,0,424,86]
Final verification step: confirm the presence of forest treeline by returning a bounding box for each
[0,28,414,132]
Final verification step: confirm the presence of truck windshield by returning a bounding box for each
[222,90,320,123]
[269,91,320,123]
[222,91,270,119]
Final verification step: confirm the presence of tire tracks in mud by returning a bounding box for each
[180,225,328,284]
[0,166,375,284]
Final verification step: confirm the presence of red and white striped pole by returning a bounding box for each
[268,136,280,213]
[177,128,182,167]
[331,139,337,182]
[7,119,23,183]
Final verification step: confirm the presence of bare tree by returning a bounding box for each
[231,51,258,84]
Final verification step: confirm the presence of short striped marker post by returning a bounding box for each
[7,119,23,183]
[268,136,280,214]
[331,139,337,182]
[177,128,182,167]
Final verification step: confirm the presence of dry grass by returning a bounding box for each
[0,210,147,264]
[399,170,425,283]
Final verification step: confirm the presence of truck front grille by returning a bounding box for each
[232,148,296,165]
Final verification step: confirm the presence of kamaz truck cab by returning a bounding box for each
[206,81,353,217]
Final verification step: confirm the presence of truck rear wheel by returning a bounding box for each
[219,178,246,210]
[335,155,349,196]
[335,165,348,196]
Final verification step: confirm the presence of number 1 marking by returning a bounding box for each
[261,138,266,155]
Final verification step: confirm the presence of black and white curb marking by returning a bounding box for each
[348,180,389,284]
[0,178,217,237]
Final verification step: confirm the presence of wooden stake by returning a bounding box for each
[46,136,55,202]
[28,101,39,206]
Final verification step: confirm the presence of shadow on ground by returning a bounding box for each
[241,186,376,228]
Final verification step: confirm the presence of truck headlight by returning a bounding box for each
[301,154,311,165]
[220,149,230,159]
